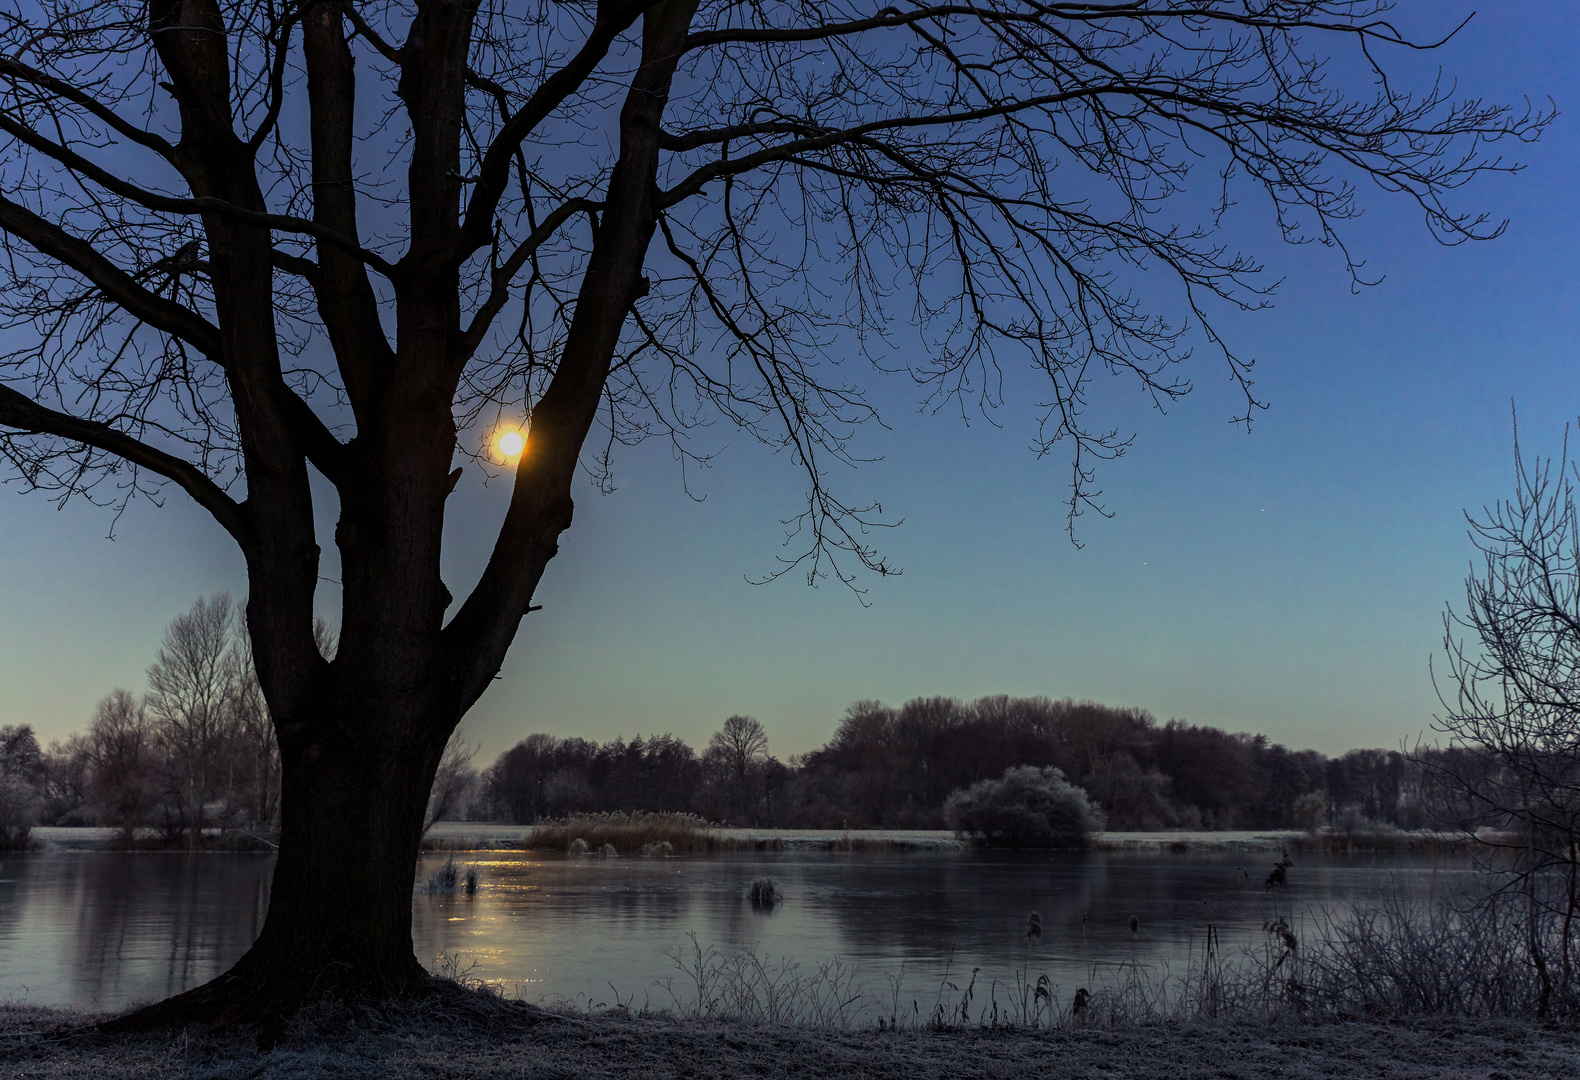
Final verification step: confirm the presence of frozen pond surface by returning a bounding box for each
[0,848,1477,1013]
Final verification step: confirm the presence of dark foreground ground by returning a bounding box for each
[0,1005,1574,1079]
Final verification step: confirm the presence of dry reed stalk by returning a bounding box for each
[520,812,716,853]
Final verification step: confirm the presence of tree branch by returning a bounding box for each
[454,0,665,258]
[659,87,1126,207]
[0,193,222,352]
[457,196,601,362]
[0,56,179,161]
[303,0,396,416]
[0,380,251,550]
[0,110,397,275]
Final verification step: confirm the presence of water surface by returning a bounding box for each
[0,848,1475,1013]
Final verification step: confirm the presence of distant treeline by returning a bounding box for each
[5,594,1449,841]
[477,696,1442,832]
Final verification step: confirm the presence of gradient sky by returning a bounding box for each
[2,4,1577,764]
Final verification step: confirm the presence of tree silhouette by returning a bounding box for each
[0,0,1546,1024]
[707,714,769,822]
[146,594,239,849]
[1434,421,1580,1017]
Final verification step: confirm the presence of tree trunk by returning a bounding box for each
[103,702,451,1030]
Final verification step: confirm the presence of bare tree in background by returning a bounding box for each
[226,632,280,831]
[422,728,478,835]
[708,714,769,823]
[86,689,158,844]
[147,594,238,849]
[1434,420,1580,1019]
[0,0,1549,1022]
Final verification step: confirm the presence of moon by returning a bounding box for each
[497,430,525,458]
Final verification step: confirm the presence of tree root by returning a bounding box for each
[92,965,563,1050]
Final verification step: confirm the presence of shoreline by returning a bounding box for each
[1,1005,1574,1079]
[20,823,1474,854]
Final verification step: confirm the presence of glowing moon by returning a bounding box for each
[497,430,525,458]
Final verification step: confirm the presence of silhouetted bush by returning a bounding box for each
[943,766,1105,848]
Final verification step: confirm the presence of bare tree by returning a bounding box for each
[1434,419,1580,1018]
[39,733,92,823]
[146,594,238,848]
[708,714,769,823]
[225,630,280,832]
[422,728,478,835]
[0,0,1547,1022]
[86,689,158,843]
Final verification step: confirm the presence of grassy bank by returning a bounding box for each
[421,818,970,853]
[1,1003,1573,1080]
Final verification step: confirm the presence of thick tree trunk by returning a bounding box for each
[102,701,452,1031]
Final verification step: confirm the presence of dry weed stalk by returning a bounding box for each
[523,813,715,853]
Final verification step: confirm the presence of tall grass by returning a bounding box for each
[1294,826,1471,855]
[658,933,865,1027]
[1068,889,1556,1025]
[521,812,715,853]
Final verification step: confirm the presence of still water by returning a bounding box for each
[0,849,1475,1013]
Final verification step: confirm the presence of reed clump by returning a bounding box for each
[822,833,939,852]
[1294,823,1469,854]
[748,876,781,907]
[424,856,479,895]
[521,812,716,853]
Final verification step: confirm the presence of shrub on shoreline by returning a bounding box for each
[944,766,1105,848]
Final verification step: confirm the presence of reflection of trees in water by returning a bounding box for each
[794,852,1340,972]
[793,851,1482,988]
[797,854,1113,963]
[64,854,270,1007]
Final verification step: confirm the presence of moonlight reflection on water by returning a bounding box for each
[0,848,1474,1012]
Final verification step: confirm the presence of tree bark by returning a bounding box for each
[102,695,455,1030]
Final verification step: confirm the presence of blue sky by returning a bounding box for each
[2,3,1577,762]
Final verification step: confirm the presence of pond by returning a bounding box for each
[0,847,1477,1015]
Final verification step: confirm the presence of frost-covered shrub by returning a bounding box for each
[1293,792,1327,830]
[943,766,1105,848]
[0,772,39,850]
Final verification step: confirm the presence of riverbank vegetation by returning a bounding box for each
[474,699,1459,834]
[0,661,1497,845]
[517,811,714,853]
[942,766,1106,848]
[9,428,1573,855]
[4,1004,1571,1080]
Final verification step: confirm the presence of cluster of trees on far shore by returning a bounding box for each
[475,696,1449,832]
[0,594,479,850]
[1,595,278,848]
[5,597,1461,844]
